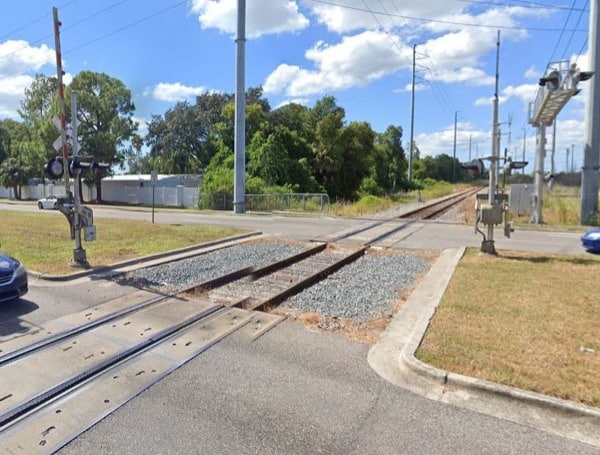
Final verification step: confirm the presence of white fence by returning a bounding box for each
[0,183,199,208]
[102,184,198,207]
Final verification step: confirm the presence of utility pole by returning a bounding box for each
[566,147,570,173]
[550,119,556,175]
[522,127,527,175]
[468,135,472,161]
[233,0,246,214]
[581,0,600,225]
[408,44,416,183]
[571,143,575,172]
[452,110,458,182]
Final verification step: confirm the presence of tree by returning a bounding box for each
[0,119,31,199]
[336,121,376,199]
[145,102,205,174]
[18,74,61,182]
[66,71,136,202]
[19,74,58,123]
[370,125,408,194]
[311,97,346,196]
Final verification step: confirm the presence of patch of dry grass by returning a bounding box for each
[417,249,600,407]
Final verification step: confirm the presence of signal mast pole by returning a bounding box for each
[52,7,70,196]
[481,31,501,255]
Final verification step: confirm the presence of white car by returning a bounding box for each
[37,195,72,210]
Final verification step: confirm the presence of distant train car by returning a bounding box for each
[460,159,486,178]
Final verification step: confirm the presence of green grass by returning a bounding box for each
[329,182,472,217]
[0,210,245,274]
[417,248,600,407]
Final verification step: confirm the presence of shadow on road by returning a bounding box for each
[0,298,40,339]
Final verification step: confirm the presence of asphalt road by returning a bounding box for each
[0,202,596,454]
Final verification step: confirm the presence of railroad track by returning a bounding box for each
[316,186,482,247]
[397,186,483,220]
[0,241,367,453]
[0,189,476,452]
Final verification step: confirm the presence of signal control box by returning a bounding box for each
[480,203,504,225]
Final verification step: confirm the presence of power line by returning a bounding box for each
[0,0,81,42]
[62,0,133,33]
[560,0,589,60]
[310,0,587,32]
[65,1,187,55]
[458,0,586,11]
[0,0,187,73]
[546,0,578,63]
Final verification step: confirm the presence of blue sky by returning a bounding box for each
[0,1,593,173]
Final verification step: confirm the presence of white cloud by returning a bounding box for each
[132,116,149,136]
[0,40,55,77]
[415,123,490,158]
[0,40,56,119]
[394,82,428,93]
[308,0,464,34]
[524,66,539,80]
[264,30,410,96]
[190,0,309,38]
[146,82,206,102]
[274,98,310,109]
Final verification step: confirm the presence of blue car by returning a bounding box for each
[581,228,600,253]
[0,252,28,302]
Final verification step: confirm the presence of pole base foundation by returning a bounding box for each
[71,248,89,268]
[480,240,497,255]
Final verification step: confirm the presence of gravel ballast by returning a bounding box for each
[131,241,431,323]
[280,251,430,322]
[131,242,305,292]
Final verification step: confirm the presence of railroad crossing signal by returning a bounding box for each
[51,115,73,152]
[45,156,110,180]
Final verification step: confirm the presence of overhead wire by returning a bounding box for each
[546,0,578,64]
[458,0,586,11]
[65,0,187,55]
[560,0,589,61]
[0,0,187,73]
[0,0,81,42]
[310,0,586,32]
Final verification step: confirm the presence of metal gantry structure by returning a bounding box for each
[528,59,594,224]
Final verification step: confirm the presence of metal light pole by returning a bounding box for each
[408,44,416,183]
[233,0,246,214]
[581,0,600,225]
[452,110,458,182]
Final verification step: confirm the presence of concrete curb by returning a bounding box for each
[369,247,600,447]
[31,231,263,282]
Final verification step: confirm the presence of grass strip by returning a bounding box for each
[417,248,600,407]
[0,210,244,275]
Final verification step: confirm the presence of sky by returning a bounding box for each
[0,0,594,174]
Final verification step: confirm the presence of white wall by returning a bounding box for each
[1,183,198,208]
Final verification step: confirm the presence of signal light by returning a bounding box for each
[503,159,528,176]
[576,71,594,82]
[47,156,109,180]
[46,157,73,179]
[539,70,561,91]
